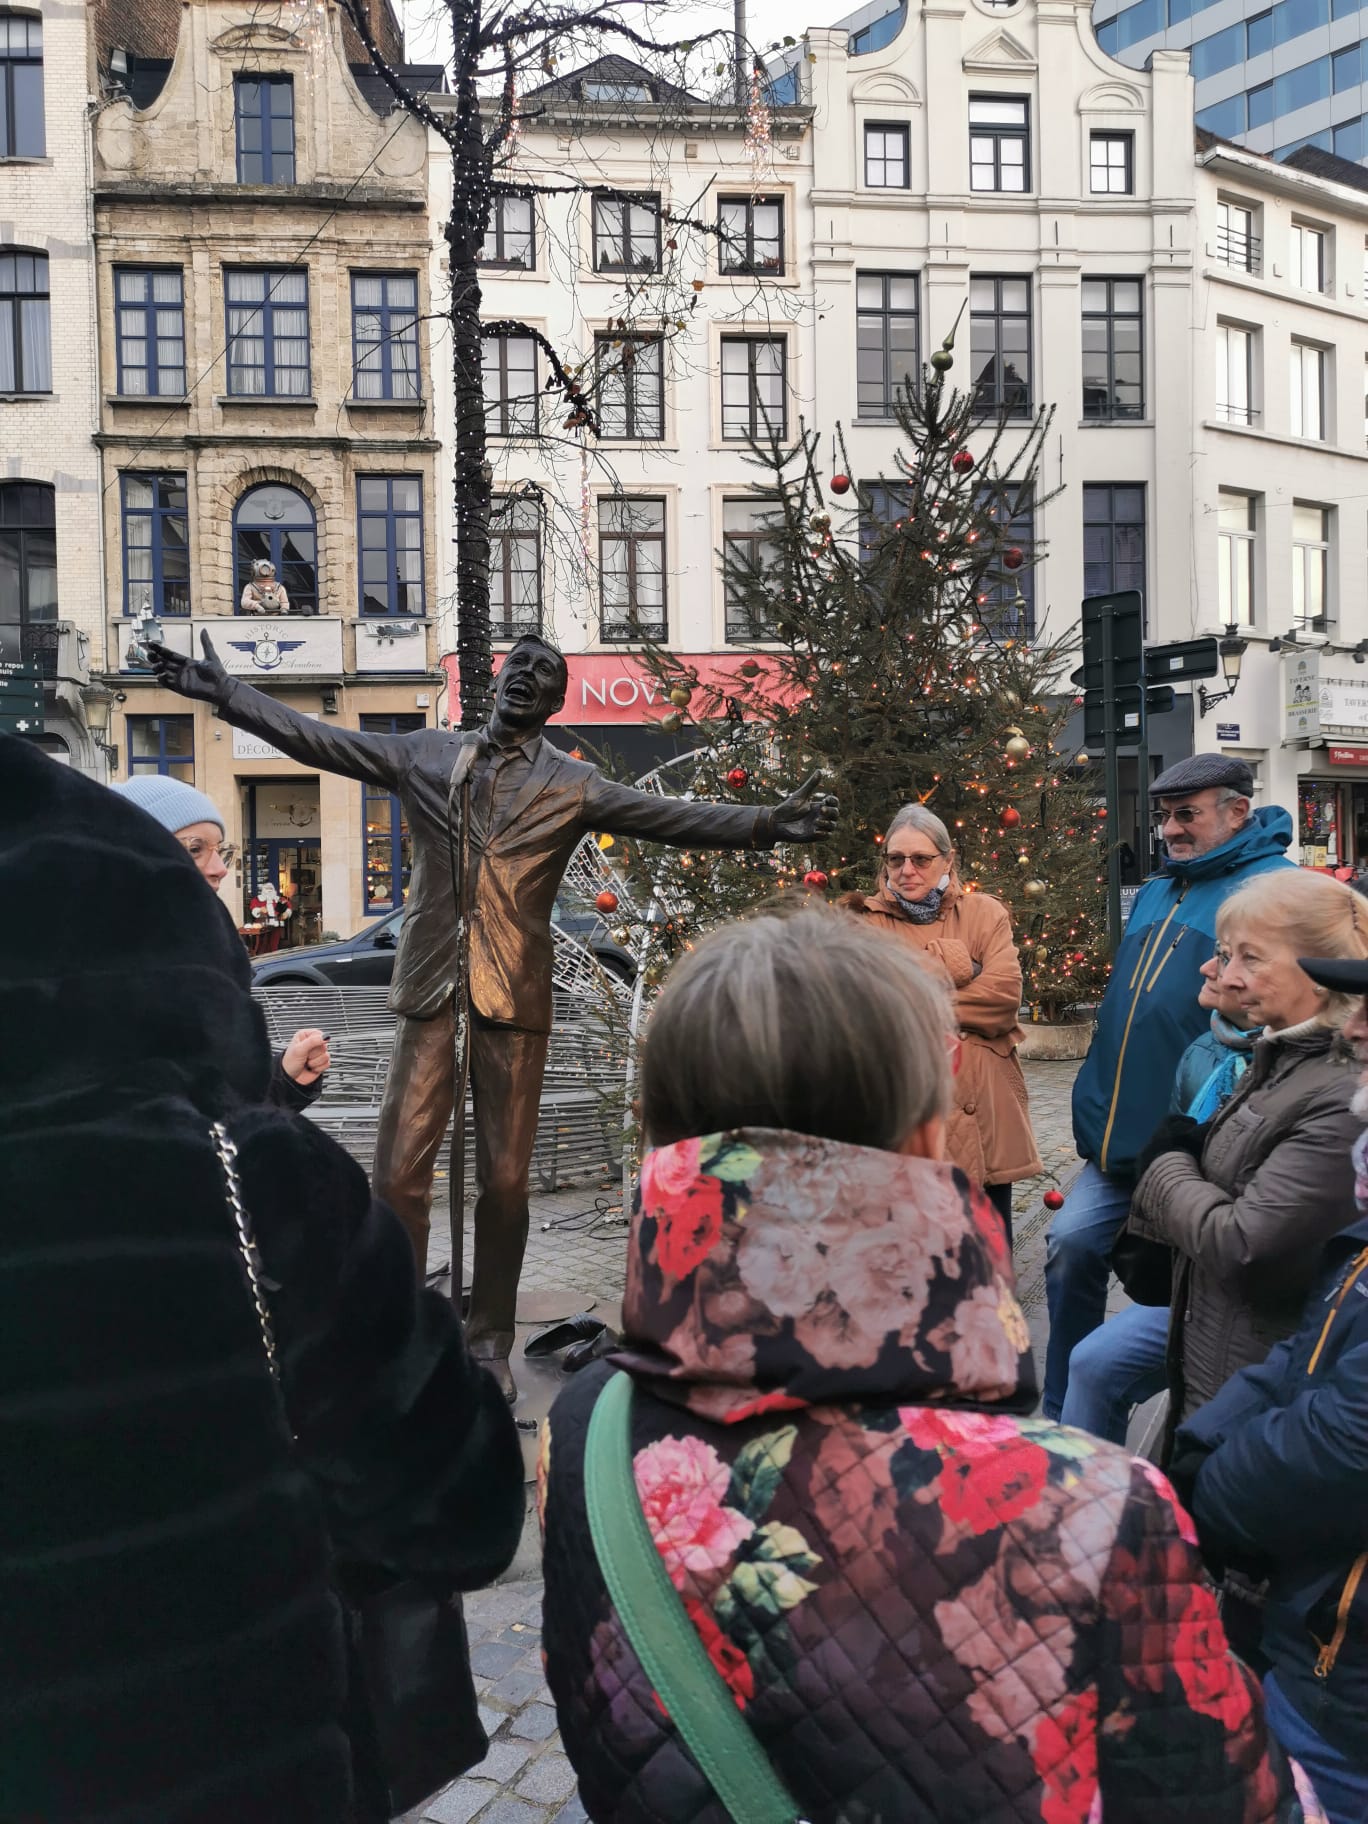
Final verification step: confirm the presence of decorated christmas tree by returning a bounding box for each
[607,322,1111,1022]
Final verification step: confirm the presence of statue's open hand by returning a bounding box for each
[145,630,233,705]
[772,770,839,844]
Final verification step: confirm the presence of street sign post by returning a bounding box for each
[0,666,44,739]
[1081,591,1145,953]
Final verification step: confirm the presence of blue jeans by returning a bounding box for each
[1263,1671,1368,1824]
[1043,1161,1134,1420]
[1059,1302,1169,1444]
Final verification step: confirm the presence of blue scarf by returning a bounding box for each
[1185,1013,1259,1124]
[888,883,945,924]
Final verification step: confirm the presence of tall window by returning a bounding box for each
[1081,278,1143,420]
[225,269,309,397]
[1217,199,1259,273]
[1290,221,1327,293]
[969,97,1029,193]
[970,276,1031,416]
[234,482,316,615]
[856,273,918,418]
[235,75,294,184]
[859,481,913,561]
[1217,490,1256,627]
[350,272,419,401]
[1290,340,1325,439]
[1216,322,1255,424]
[722,499,780,642]
[481,189,535,269]
[115,269,185,397]
[720,336,786,440]
[592,194,660,273]
[594,333,664,439]
[357,476,424,616]
[977,483,1034,637]
[599,497,666,641]
[490,495,542,638]
[1089,132,1133,194]
[128,716,194,782]
[1,12,43,157]
[122,473,190,617]
[0,250,48,393]
[864,124,909,188]
[360,712,424,912]
[1082,484,1145,599]
[1292,502,1329,631]
[718,196,784,275]
[0,481,55,626]
[482,333,537,435]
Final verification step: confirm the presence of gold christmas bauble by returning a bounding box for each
[660,711,683,734]
[610,926,631,946]
[1023,878,1047,899]
[1004,725,1024,739]
[1075,750,1089,766]
[1005,735,1030,762]
[669,685,692,708]
[1017,852,1031,865]
[1034,945,1050,961]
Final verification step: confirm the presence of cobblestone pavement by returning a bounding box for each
[402,1059,1083,1824]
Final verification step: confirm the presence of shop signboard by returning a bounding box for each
[233,718,317,763]
[441,650,792,725]
[194,618,343,678]
[1284,649,1321,741]
[355,620,428,674]
[1328,746,1368,766]
[1320,669,1368,737]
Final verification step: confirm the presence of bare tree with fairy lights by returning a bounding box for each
[338,0,811,726]
[618,319,1113,1023]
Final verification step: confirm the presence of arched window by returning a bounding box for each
[233,483,316,615]
[0,12,44,158]
[0,481,56,628]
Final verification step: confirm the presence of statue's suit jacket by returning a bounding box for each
[217,680,774,1032]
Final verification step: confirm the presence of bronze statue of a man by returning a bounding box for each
[149,631,837,1399]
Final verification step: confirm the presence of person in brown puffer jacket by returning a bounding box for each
[843,801,1041,1242]
[1127,867,1368,1443]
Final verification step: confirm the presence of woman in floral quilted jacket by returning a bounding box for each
[539,909,1324,1824]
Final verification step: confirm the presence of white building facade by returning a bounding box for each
[1188,136,1368,864]
[1,0,103,771]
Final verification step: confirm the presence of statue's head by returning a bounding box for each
[253,559,276,581]
[494,635,568,730]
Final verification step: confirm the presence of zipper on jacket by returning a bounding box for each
[1307,1246,1368,1375]
[1101,887,1189,1173]
[1313,1552,1368,1680]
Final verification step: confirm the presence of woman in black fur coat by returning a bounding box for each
[0,737,524,1823]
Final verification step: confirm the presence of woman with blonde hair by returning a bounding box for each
[1125,866,1368,1442]
[842,802,1040,1243]
[539,909,1320,1823]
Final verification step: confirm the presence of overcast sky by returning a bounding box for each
[397,0,837,69]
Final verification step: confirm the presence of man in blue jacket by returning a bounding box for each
[1170,951,1368,1824]
[1043,753,1293,1418]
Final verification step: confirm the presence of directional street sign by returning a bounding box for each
[0,666,44,738]
[1144,638,1220,683]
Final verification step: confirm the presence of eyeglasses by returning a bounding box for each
[886,850,944,872]
[1211,945,1231,970]
[1153,792,1243,828]
[179,838,237,866]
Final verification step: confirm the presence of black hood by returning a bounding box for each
[0,737,271,1124]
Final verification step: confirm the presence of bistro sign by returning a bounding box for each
[1283,648,1368,743]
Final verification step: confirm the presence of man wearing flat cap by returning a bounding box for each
[1043,749,1295,1421]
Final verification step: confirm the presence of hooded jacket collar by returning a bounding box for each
[1159,804,1293,884]
[614,1127,1036,1423]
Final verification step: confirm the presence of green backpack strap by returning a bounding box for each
[584,1371,807,1824]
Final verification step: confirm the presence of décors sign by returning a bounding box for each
[441,651,784,725]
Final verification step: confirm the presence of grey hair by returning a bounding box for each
[886,802,953,857]
[640,908,953,1152]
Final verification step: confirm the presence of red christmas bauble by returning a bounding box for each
[803,869,829,890]
[999,806,1022,828]
[1043,1189,1065,1211]
[1003,546,1024,570]
[829,473,851,495]
[1096,806,1107,818]
[951,449,975,474]
[594,890,619,915]
[726,766,749,788]
[738,658,760,678]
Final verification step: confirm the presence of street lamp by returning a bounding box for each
[82,681,121,770]
[1197,624,1248,718]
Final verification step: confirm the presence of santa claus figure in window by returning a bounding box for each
[250,881,293,951]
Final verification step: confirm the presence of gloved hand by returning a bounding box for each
[1134,1114,1210,1182]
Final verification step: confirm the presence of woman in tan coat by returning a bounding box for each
[844,803,1041,1241]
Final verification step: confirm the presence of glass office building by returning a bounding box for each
[1092,0,1368,162]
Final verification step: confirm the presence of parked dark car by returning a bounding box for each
[250,899,636,988]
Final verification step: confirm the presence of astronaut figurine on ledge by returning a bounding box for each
[240,558,291,617]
